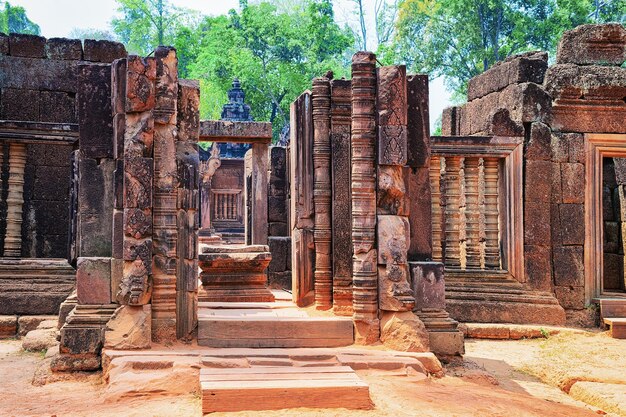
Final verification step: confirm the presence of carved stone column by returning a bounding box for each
[464,157,481,269]
[351,52,379,343]
[444,157,461,268]
[430,156,443,262]
[199,143,221,241]
[3,142,26,257]
[312,77,333,310]
[483,157,501,269]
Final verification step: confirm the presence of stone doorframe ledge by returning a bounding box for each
[431,135,524,282]
[584,133,626,304]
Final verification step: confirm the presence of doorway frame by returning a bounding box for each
[584,133,626,304]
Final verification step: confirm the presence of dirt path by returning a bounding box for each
[0,338,606,417]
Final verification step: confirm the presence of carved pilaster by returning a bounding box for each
[430,156,443,262]
[312,77,333,310]
[483,157,501,269]
[444,157,461,268]
[351,52,379,344]
[464,157,481,269]
[3,142,26,257]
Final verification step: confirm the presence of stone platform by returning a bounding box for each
[198,244,275,302]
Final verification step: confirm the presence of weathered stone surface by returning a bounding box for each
[18,315,58,336]
[104,305,151,350]
[78,63,114,159]
[8,33,46,58]
[441,106,460,136]
[380,311,430,352]
[406,167,432,261]
[177,79,201,141]
[0,316,17,338]
[490,108,524,136]
[544,64,626,101]
[561,163,585,204]
[119,259,152,305]
[126,55,156,113]
[377,66,407,166]
[603,253,624,290]
[154,46,178,124]
[377,165,407,215]
[525,160,552,203]
[557,24,626,66]
[40,90,76,123]
[559,204,585,245]
[124,112,154,158]
[407,74,430,168]
[524,201,551,245]
[524,245,552,291]
[410,262,445,311]
[22,328,58,351]
[46,37,82,60]
[83,39,126,63]
[0,87,39,121]
[468,51,548,101]
[0,33,8,55]
[269,222,289,237]
[124,208,152,239]
[199,120,272,142]
[60,326,104,355]
[268,236,290,273]
[553,246,584,287]
[0,55,77,92]
[379,264,415,311]
[124,157,153,208]
[76,257,112,304]
[51,353,101,372]
[377,215,409,265]
[526,122,552,161]
[554,285,585,309]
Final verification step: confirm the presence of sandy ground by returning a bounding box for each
[0,334,618,417]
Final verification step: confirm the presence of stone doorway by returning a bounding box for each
[585,134,626,302]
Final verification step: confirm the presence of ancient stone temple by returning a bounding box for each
[0,22,625,414]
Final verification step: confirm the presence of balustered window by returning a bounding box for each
[430,136,524,280]
[212,190,242,221]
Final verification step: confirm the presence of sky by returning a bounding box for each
[7,0,451,127]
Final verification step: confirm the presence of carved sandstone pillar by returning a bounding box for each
[312,77,333,310]
[3,142,26,257]
[464,157,481,269]
[351,52,379,343]
[430,156,443,262]
[483,157,501,269]
[444,157,461,268]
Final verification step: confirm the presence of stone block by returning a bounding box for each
[104,305,151,350]
[112,58,127,116]
[551,162,563,204]
[407,74,430,168]
[0,316,17,338]
[154,46,178,124]
[119,259,152,305]
[268,236,290,272]
[46,37,82,60]
[0,88,39,121]
[551,133,569,163]
[544,64,626,101]
[441,106,460,136]
[550,101,626,134]
[377,215,409,265]
[405,166,432,261]
[8,33,46,58]
[22,328,58,351]
[112,210,124,258]
[126,55,156,113]
[524,201,551,245]
[113,113,125,159]
[123,238,152,267]
[177,79,200,141]
[379,264,415,311]
[124,156,153,208]
[83,39,127,63]
[554,286,585,310]
[50,353,101,372]
[604,221,620,253]
[377,165,407,215]
[268,195,287,223]
[603,253,624,290]
[0,55,77,92]
[268,222,289,237]
[567,133,585,164]
[561,163,585,204]
[124,111,154,158]
[76,257,112,304]
[524,245,552,291]
[380,311,429,352]
[60,326,104,355]
[468,51,548,101]
[490,108,524,136]
[377,65,407,166]
[268,271,292,290]
[553,246,584,287]
[410,262,445,311]
[525,160,552,203]
[176,258,198,292]
[551,204,562,246]
[124,208,152,239]
[40,90,76,123]
[559,204,584,245]
[0,33,8,55]
[78,63,114,159]
[557,24,626,66]
[525,122,551,161]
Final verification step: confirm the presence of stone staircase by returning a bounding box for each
[0,258,75,315]
[600,299,626,339]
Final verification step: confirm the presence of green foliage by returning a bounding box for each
[188,1,354,140]
[540,327,550,339]
[0,1,40,35]
[68,28,117,41]
[391,0,626,97]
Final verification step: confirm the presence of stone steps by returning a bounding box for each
[600,299,626,339]
[603,318,626,339]
[200,366,372,413]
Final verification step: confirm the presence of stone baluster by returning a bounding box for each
[351,52,379,344]
[430,156,443,262]
[444,156,461,268]
[3,142,26,257]
[483,157,501,269]
[312,76,333,310]
[464,157,481,269]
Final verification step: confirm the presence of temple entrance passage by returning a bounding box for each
[601,157,626,294]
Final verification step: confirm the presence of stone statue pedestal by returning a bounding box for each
[199,244,275,302]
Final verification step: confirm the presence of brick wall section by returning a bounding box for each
[267,145,291,289]
[0,33,126,258]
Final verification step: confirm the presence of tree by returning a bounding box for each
[392,0,625,98]
[188,0,353,140]
[0,1,40,35]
